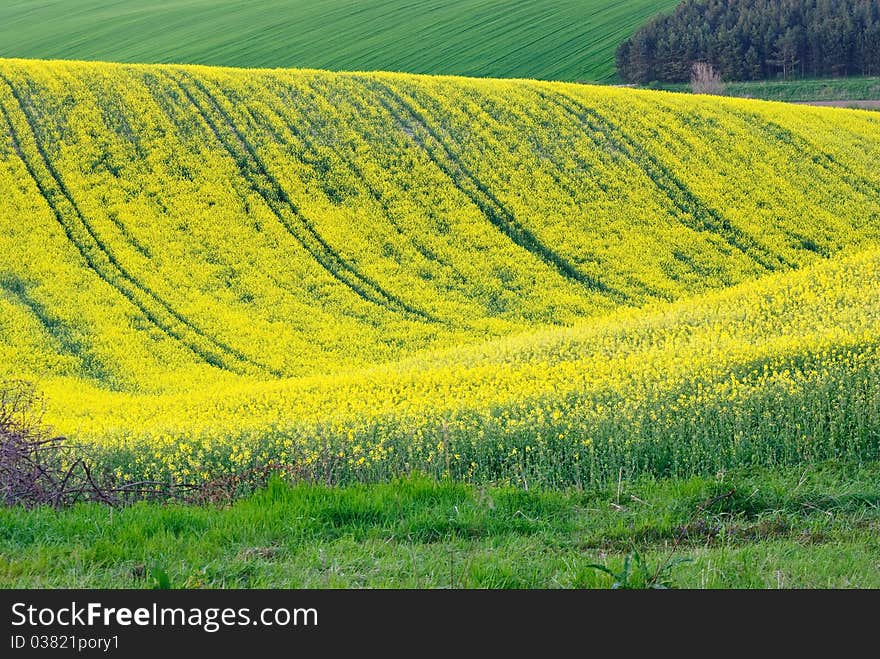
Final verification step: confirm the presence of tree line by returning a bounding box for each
[616,0,880,83]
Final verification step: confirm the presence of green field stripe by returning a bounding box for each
[543,89,790,273]
[158,69,437,325]
[0,75,269,378]
[361,76,628,303]
[0,0,682,83]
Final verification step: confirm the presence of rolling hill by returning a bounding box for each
[1,59,880,486]
[0,0,679,83]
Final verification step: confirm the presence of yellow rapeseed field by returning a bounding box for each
[1,59,878,485]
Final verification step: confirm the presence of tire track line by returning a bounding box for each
[258,78,479,322]
[0,274,114,382]
[158,69,436,324]
[358,76,627,303]
[223,77,459,277]
[540,88,789,272]
[293,78,459,273]
[730,109,880,201]
[0,74,271,377]
[457,86,671,302]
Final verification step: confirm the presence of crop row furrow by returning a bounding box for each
[243,79,468,307]
[471,86,679,301]
[731,109,880,202]
[442,86,676,302]
[360,77,627,303]
[402,85,647,299]
[215,86,417,329]
[542,89,789,273]
[280,81,455,269]
[0,74,264,377]
[161,70,436,325]
[0,274,104,375]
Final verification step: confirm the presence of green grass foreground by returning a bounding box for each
[2,461,878,589]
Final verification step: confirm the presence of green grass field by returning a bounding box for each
[0,0,678,83]
[655,76,880,102]
[2,461,878,588]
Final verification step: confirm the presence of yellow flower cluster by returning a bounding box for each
[0,58,878,485]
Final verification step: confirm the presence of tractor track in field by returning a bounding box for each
[210,81,438,328]
[133,73,389,333]
[280,78,460,274]
[0,274,115,381]
[794,99,880,109]
[158,69,438,325]
[226,76,470,323]
[360,76,628,304]
[0,73,271,378]
[540,88,790,273]
[444,85,672,302]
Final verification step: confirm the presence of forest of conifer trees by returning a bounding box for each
[617,0,880,83]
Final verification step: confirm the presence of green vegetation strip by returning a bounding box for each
[655,77,880,103]
[2,461,878,588]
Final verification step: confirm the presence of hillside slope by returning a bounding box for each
[1,59,880,484]
[2,60,880,383]
[0,0,679,83]
[30,247,880,486]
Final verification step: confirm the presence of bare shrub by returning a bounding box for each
[0,380,74,507]
[690,62,725,95]
[0,380,196,508]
